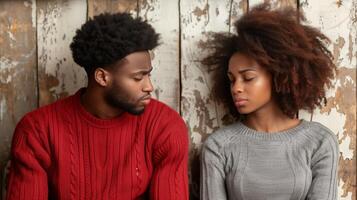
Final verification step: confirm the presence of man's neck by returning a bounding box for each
[80,87,123,119]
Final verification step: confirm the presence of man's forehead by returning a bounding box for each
[114,51,152,72]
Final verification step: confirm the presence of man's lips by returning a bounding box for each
[140,95,151,105]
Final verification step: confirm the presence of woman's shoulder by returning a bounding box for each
[303,121,338,142]
[203,122,244,150]
[300,120,339,152]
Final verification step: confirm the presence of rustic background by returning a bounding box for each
[0,0,356,199]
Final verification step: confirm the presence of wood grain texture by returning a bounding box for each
[138,0,180,111]
[37,0,87,106]
[249,0,296,9]
[0,1,356,199]
[88,0,138,17]
[180,0,246,198]
[300,0,357,199]
[0,0,37,198]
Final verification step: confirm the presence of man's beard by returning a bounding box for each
[104,86,146,115]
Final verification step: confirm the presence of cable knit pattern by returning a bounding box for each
[6,89,189,200]
[200,120,339,200]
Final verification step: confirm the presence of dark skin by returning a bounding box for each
[80,51,154,119]
[228,52,300,133]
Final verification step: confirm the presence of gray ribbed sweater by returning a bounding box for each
[200,120,339,200]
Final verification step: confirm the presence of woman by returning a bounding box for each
[200,3,339,200]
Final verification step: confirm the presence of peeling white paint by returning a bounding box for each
[302,1,356,198]
[299,109,313,121]
[191,132,202,147]
[31,0,36,28]
[181,0,238,139]
[302,0,356,69]
[344,75,354,85]
[314,108,345,138]
[0,98,6,121]
[339,134,354,160]
[0,57,19,70]
[24,0,36,28]
[7,31,16,41]
[139,0,180,111]
[338,179,353,200]
[37,0,87,102]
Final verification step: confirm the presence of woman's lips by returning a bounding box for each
[234,99,248,107]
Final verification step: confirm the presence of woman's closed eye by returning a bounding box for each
[243,76,255,81]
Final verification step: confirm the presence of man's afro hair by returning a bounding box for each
[70,12,159,74]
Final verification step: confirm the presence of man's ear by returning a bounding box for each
[94,68,111,87]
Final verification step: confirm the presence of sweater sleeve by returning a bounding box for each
[200,136,227,200]
[149,113,189,200]
[307,131,339,200]
[6,115,51,200]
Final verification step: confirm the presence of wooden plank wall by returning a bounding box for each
[0,0,355,199]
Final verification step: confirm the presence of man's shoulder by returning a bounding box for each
[141,98,187,133]
[21,93,76,124]
[144,98,182,120]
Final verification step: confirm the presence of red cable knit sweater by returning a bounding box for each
[6,89,189,200]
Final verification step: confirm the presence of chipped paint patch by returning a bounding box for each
[317,108,345,136]
[139,0,180,110]
[23,0,36,28]
[0,57,18,70]
[7,31,15,42]
[191,132,202,147]
[37,0,87,106]
[0,97,6,121]
[301,0,356,198]
[193,4,209,19]
[340,134,354,160]
[338,179,353,200]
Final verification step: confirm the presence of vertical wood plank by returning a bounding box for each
[88,0,138,17]
[138,0,180,111]
[230,0,248,33]
[0,0,37,198]
[180,0,246,198]
[37,0,87,106]
[300,0,357,199]
[249,0,297,9]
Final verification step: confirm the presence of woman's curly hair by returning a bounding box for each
[70,12,159,75]
[203,3,336,118]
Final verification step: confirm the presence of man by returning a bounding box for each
[6,13,189,200]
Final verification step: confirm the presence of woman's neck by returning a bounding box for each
[243,102,300,133]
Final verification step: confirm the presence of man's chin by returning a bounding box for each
[126,106,145,115]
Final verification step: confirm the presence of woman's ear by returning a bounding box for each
[94,68,111,87]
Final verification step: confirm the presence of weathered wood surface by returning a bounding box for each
[37,0,87,106]
[301,0,357,199]
[180,0,247,198]
[249,0,296,8]
[0,1,356,199]
[138,0,181,111]
[0,0,37,198]
[88,0,138,17]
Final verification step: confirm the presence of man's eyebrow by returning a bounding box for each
[131,67,153,75]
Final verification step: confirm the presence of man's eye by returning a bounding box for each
[134,77,143,81]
